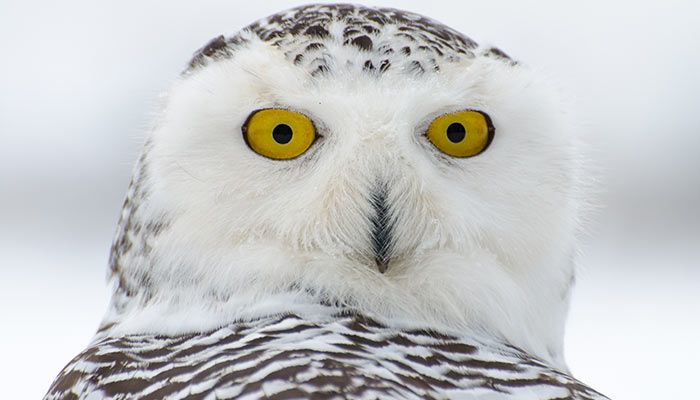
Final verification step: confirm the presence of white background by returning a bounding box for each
[1,1,699,399]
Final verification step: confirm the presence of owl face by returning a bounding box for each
[152,44,577,270]
[113,5,584,368]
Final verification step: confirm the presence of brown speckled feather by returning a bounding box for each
[46,313,607,400]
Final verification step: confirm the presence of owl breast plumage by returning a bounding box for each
[46,4,606,399]
[48,314,604,399]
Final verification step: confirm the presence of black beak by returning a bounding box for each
[370,184,393,273]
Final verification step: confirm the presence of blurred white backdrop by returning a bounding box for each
[1,1,698,399]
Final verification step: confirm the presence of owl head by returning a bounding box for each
[105,4,586,369]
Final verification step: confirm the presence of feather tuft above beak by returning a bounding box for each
[370,183,392,274]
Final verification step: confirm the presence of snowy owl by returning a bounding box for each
[46,4,606,399]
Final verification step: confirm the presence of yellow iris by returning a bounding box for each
[243,109,316,160]
[426,110,494,158]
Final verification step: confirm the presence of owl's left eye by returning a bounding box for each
[242,109,317,160]
[426,110,495,158]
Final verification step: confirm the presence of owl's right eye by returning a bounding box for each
[242,108,317,160]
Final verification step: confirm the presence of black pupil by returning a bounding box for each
[446,122,466,143]
[272,124,293,144]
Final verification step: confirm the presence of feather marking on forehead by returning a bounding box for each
[187,4,507,76]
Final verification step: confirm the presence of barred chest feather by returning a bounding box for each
[46,313,606,400]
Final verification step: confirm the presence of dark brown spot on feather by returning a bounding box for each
[343,28,361,38]
[379,59,391,73]
[409,60,425,74]
[312,64,330,76]
[405,328,456,341]
[305,42,324,51]
[268,388,312,399]
[431,342,478,354]
[363,25,380,34]
[305,25,329,37]
[188,35,227,68]
[101,378,152,396]
[351,35,373,51]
